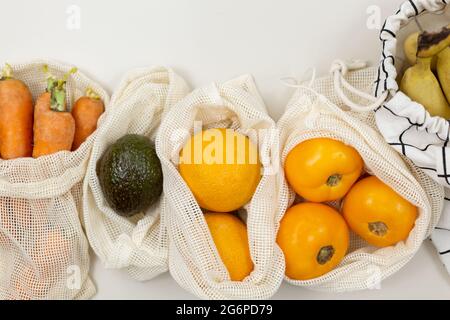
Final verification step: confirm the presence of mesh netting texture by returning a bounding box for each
[156,75,286,299]
[82,67,190,281]
[0,60,110,299]
[1,60,443,299]
[276,67,444,292]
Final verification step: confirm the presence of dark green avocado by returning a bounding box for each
[97,134,163,217]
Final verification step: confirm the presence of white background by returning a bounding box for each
[1,0,450,299]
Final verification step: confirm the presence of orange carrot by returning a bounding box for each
[72,88,104,150]
[32,66,77,158]
[0,64,34,159]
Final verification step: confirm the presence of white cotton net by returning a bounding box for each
[82,67,190,281]
[156,75,285,299]
[0,60,110,299]
[277,67,443,292]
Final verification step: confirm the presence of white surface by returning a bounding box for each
[91,241,450,300]
[1,0,449,299]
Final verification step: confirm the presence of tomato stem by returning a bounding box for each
[368,221,388,236]
[317,245,335,265]
[326,174,342,187]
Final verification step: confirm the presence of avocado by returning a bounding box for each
[97,134,163,217]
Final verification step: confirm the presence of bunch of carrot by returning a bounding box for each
[0,64,105,160]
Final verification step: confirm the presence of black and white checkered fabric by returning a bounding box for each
[374,0,450,274]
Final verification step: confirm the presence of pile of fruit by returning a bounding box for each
[97,127,419,282]
[178,128,261,281]
[98,127,260,281]
[279,138,417,280]
[0,64,104,159]
[401,26,450,118]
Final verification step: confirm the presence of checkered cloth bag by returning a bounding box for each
[372,0,450,274]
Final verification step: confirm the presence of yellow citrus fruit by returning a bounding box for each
[204,212,254,281]
[277,203,349,280]
[179,128,261,212]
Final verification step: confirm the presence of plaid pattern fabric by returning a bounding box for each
[374,0,450,276]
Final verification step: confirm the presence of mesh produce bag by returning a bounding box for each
[82,67,190,281]
[0,60,110,299]
[277,63,444,291]
[156,75,285,299]
[372,0,450,274]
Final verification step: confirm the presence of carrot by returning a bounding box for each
[0,63,34,159]
[71,88,104,150]
[32,66,77,158]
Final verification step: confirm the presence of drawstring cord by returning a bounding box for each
[330,59,388,112]
[280,67,317,89]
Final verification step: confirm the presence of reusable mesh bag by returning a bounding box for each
[82,66,190,281]
[372,0,450,275]
[156,75,285,299]
[277,64,444,292]
[0,60,110,299]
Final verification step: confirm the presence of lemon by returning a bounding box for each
[204,212,253,281]
[179,128,261,212]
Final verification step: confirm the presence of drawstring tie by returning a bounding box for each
[330,59,388,112]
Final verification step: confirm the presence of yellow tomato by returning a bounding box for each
[342,176,418,247]
[277,203,349,280]
[284,138,363,202]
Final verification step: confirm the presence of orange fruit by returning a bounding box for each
[10,265,50,300]
[284,138,363,202]
[342,176,418,247]
[277,203,349,280]
[204,212,254,281]
[179,128,261,212]
[32,229,71,272]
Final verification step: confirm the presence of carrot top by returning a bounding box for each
[86,87,101,100]
[43,65,77,112]
[0,63,14,81]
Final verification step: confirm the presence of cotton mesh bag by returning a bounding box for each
[156,75,285,299]
[82,66,190,281]
[0,60,110,299]
[373,0,450,274]
[277,63,443,292]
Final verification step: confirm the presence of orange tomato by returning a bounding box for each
[277,203,349,280]
[284,138,363,202]
[342,176,418,247]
